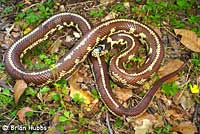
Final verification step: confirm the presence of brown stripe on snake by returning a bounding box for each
[5,13,187,116]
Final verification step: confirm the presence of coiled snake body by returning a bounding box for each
[5,13,186,116]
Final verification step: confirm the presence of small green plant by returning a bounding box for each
[16,0,54,26]
[50,92,60,101]
[89,6,105,17]
[54,79,67,88]
[84,130,93,134]
[191,52,200,72]
[124,55,143,69]
[154,124,173,134]
[39,86,50,93]
[114,118,124,128]
[58,111,72,122]
[131,0,199,35]
[56,111,73,132]
[25,111,34,118]
[25,87,37,96]
[0,88,14,106]
[2,5,15,15]
[91,89,99,99]
[109,3,126,12]
[161,82,180,96]
[22,41,59,70]
[72,93,85,104]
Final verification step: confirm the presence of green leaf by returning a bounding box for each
[50,92,60,101]
[58,115,68,122]
[38,4,46,12]
[0,94,12,106]
[188,15,197,24]
[48,109,56,115]
[91,89,99,99]
[161,82,180,96]
[64,111,70,118]
[84,130,93,134]
[176,0,189,10]
[16,12,26,20]
[25,12,40,23]
[72,93,85,104]
[2,88,11,95]
[25,111,34,117]
[25,87,37,96]
[109,3,125,12]
[44,58,55,65]
[89,6,105,17]
[115,118,123,128]
[131,6,139,13]
[39,86,50,93]
[39,54,48,61]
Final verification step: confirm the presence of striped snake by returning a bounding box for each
[5,13,187,116]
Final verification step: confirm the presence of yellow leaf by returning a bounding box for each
[190,84,199,94]
[68,72,94,105]
[174,29,200,52]
[23,27,32,35]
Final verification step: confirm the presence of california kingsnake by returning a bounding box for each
[5,13,187,116]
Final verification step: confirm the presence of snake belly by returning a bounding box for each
[5,13,185,116]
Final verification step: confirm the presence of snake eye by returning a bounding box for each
[91,44,108,57]
[91,46,102,57]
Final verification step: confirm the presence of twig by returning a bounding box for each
[8,116,17,126]
[193,103,200,134]
[162,26,179,40]
[64,1,95,8]
[106,110,113,134]
[0,80,11,89]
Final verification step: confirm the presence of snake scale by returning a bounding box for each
[5,13,187,116]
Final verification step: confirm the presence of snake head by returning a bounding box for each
[91,44,108,57]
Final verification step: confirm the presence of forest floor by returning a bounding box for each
[0,0,199,134]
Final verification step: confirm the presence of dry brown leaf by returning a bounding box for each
[132,113,158,134]
[179,90,195,111]
[165,109,184,119]
[158,59,184,82]
[48,39,62,53]
[172,121,197,134]
[69,72,94,105]
[11,31,20,38]
[17,107,33,123]
[102,12,116,21]
[14,80,27,104]
[174,29,200,52]
[113,87,133,102]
